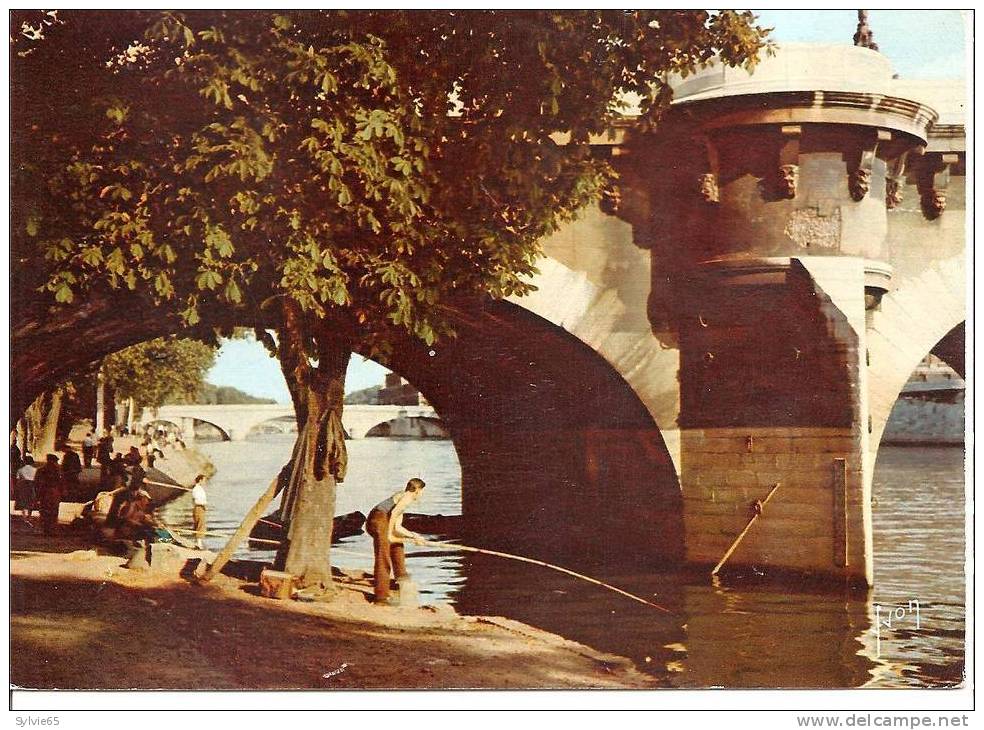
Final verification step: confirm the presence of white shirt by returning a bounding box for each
[16,464,36,482]
[191,484,207,507]
[83,436,95,447]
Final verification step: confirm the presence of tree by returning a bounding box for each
[102,337,217,412]
[11,10,769,590]
[189,382,277,405]
[19,388,65,458]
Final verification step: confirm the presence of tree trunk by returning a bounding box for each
[274,300,351,591]
[23,388,63,456]
[39,388,62,454]
[15,420,26,454]
[95,370,106,435]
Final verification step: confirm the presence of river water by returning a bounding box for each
[161,435,966,688]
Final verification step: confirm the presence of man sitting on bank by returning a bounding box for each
[366,478,427,604]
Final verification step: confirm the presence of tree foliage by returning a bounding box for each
[102,337,216,411]
[13,10,770,355]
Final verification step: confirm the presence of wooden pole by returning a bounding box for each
[196,475,280,582]
[144,478,191,492]
[710,482,781,577]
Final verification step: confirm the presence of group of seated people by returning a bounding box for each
[86,465,169,549]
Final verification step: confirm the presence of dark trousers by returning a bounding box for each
[366,509,407,601]
[82,446,93,468]
[40,500,60,534]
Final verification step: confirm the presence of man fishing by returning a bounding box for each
[366,478,426,604]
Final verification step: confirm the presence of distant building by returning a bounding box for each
[378,373,428,406]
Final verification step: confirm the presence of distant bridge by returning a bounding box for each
[140,403,440,441]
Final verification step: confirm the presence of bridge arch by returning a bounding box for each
[866,253,966,459]
[372,296,682,566]
[191,419,232,442]
[144,416,232,442]
[364,415,448,439]
[250,415,299,437]
[13,244,683,568]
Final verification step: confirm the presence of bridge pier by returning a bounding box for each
[180,417,196,443]
[626,45,948,585]
[677,257,873,584]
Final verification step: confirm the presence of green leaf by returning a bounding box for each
[106,248,125,275]
[195,270,223,290]
[205,226,235,258]
[224,279,242,303]
[54,283,74,303]
[391,157,411,175]
[105,105,129,124]
[154,272,174,297]
[81,247,104,266]
[329,285,348,305]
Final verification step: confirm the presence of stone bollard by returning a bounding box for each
[124,541,149,570]
[395,578,419,607]
[147,542,202,574]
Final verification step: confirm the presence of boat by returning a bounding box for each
[248,510,367,549]
[402,512,462,537]
[72,465,189,507]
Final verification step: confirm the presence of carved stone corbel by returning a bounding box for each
[886,145,920,210]
[777,125,801,199]
[923,189,947,219]
[884,179,902,209]
[849,129,890,202]
[849,166,872,202]
[777,164,799,200]
[694,134,720,204]
[698,173,719,204]
[918,152,958,220]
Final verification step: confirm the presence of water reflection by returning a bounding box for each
[161,435,964,688]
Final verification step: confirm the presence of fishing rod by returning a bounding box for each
[178,522,669,611]
[145,478,192,492]
[415,537,672,614]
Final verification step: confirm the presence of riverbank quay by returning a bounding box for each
[9,512,653,690]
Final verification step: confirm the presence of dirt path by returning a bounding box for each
[10,521,655,690]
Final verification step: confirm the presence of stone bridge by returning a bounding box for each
[13,42,966,585]
[140,404,440,441]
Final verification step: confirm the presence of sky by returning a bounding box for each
[206,9,969,404]
[751,10,968,80]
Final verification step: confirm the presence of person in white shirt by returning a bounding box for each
[82,432,96,468]
[191,474,208,549]
[14,455,38,524]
